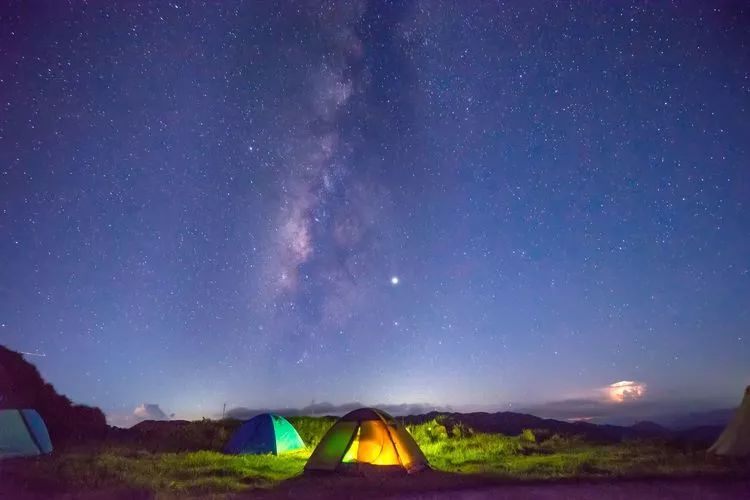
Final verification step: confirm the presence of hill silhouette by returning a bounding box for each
[0,345,107,447]
[400,411,670,443]
[225,403,723,445]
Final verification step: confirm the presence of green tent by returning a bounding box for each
[224,413,305,455]
[305,408,428,473]
[0,409,53,459]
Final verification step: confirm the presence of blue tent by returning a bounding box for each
[0,409,53,459]
[225,413,305,455]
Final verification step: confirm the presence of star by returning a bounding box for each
[0,0,745,423]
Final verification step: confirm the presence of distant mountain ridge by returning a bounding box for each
[656,408,735,430]
[225,402,447,420]
[400,411,666,442]
[221,406,725,446]
[225,400,733,435]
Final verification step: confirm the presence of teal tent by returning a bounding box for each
[225,414,304,455]
[0,409,53,458]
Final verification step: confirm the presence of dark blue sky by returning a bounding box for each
[1,1,748,424]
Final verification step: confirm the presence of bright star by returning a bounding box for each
[390,276,399,285]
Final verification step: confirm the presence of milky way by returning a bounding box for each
[264,1,369,322]
[1,1,748,423]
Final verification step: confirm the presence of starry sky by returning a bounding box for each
[1,1,749,424]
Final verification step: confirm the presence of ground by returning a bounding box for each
[394,478,750,500]
[1,418,748,498]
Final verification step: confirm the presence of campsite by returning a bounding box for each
[3,1,750,498]
[2,410,750,497]
[2,345,750,498]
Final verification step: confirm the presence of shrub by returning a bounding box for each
[452,422,473,438]
[286,416,335,448]
[539,433,585,451]
[521,429,536,443]
[405,419,449,444]
[126,419,238,452]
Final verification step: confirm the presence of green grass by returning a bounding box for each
[23,448,310,495]
[10,418,745,496]
[407,421,736,479]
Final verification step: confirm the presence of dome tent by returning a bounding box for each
[0,409,53,459]
[305,407,428,473]
[225,413,305,455]
[708,385,750,457]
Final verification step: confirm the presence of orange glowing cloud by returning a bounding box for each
[607,380,646,402]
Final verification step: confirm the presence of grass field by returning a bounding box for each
[4,417,745,497]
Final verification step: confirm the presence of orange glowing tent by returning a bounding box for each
[304,408,428,473]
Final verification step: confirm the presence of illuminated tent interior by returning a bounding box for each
[224,413,305,455]
[0,409,53,459]
[305,408,428,473]
[708,385,750,457]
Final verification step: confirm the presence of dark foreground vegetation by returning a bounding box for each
[0,346,108,446]
[2,416,748,497]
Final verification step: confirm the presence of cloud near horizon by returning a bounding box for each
[606,380,647,403]
[518,380,652,422]
[225,402,450,420]
[107,403,172,428]
[134,403,170,420]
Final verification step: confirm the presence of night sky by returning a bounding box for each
[1,1,749,425]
